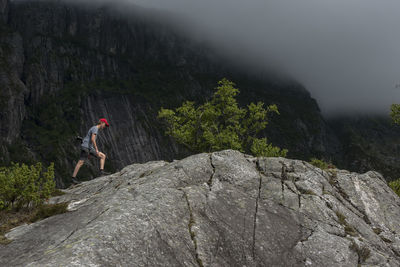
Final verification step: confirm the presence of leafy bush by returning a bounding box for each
[309,158,336,170]
[158,78,288,157]
[389,178,400,197]
[390,104,400,125]
[0,162,56,210]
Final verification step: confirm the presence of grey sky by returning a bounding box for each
[64,0,400,115]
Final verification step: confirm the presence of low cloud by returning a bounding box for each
[30,0,400,115]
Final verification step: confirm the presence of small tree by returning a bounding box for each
[309,158,336,170]
[389,104,400,197]
[158,78,288,157]
[388,178,400,197]
[390,104,400,124]
[389,179,400,197]
[0,162,55,210]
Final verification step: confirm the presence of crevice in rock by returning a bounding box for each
[252,159,263,258]
[298,194,301,209]
[271,173,281,179]
[182,190,204,267]
[280,162,287,196]
[324,171,365,221]
[284,205,342,230]
[391,248,400,258]
[94,180,112,195]
[349,239,371,265]
[328,231,347,238]
[292,228,316,253]
[207,153,216,190]
[330,176,372,226]
[56,228,78,248]
[54,207,109,248]
[302,161,326,179]
[291,181,302,209]
[85,207,110,227]
[281,161,301,208]
[284,183,297,195]
[299,228,315,243]
[280,161,289,181]
[114,182,123,189]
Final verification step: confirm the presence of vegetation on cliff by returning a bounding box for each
[309,158,336,170]
[389,179,400,197]
[158,78,288,157]
[0,162,56,210]
[390,104,400,125]
[0,162,68,244]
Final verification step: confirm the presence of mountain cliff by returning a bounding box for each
[328,115,400,181]
[0,0,399,187]
[0,0,341,186]
[1,150,399,266]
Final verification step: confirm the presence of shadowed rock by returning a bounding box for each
[1,150,399,266]
[0,0,8,22]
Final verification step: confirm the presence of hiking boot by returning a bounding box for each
[100,170,111,177]
[71,177,81,184]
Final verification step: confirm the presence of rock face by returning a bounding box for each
[1,0,399,189]
[327,115,400,181]
[1,150,399,266]
[0,0,8,23]
[0,0,340,186]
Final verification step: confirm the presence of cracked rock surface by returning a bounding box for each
[1,150,400,266]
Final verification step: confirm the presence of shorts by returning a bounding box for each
[80,147,99,160]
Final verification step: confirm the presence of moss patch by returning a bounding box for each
[51,189,66,197]
[335,211,357,237]
[349,240,371,264]
[0,203,68,245]
[297,187,317,195]
[29,203,69,223]
[380,236,392,243]
[372,227,382,235]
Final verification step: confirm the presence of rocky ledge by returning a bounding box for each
[1,150,399,266]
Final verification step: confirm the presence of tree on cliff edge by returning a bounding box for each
[158,78,288,157]
[390,104,400,125]
[389,104,400,196]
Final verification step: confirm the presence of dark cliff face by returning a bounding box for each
[327,115,400,181]
[2,0,396,187]
[0,0,8,23]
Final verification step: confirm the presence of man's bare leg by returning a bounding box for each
[98,152,106,170]
[72,160,85,178]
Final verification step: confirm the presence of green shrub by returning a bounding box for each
[335,211,358,237]
[309,158,336,170]
[390,104,400,125]
[51,189,66,197]
[158,78,288,157]
[0,162,56,210]
[250,138,288,157]
[389,178,400,197]
[30,203,69,222]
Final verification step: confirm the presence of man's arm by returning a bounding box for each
[91,133,99,153]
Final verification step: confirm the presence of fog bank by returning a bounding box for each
[22,0,400,115]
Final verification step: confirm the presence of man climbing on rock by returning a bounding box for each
[71,118,110,184]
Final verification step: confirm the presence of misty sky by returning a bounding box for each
[67,0,400,115]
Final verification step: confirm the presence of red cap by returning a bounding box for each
[99,118,110,127]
